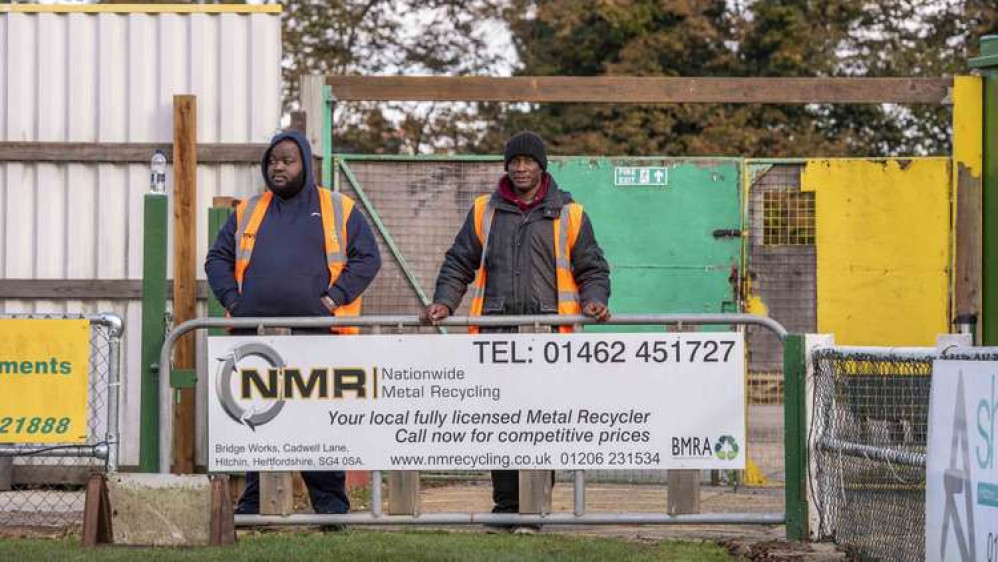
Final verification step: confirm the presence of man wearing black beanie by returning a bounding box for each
[422,131,611,533]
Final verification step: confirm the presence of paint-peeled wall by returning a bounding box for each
[803,158,950,346]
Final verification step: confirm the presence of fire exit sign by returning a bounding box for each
[614,166,669,187]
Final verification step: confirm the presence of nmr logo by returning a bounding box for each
[214,342,368,431]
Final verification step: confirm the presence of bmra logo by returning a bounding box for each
[671,434,740,460]
[215,342,368,431]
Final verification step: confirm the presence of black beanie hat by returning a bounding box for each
[504,131,547,171]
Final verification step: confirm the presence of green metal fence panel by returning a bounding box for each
[547,158,743,333]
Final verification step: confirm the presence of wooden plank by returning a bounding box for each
[81,473,113,546]
[0,279,211,300]
[326,76,953,105]
[387,472,419,515]
[514,323,552,515]
[518,471,553,515]
[0,141,267,163]
[212,196,239,209]
[667,470,701,515]
[13,464,90,486]
[289,110,307,134]
[257,327,294,515]
[955,164,983,338]
[209,475,236,546]
[300,75,326,161]
[259,473,294,516]
[0,458,10,490]
[172,95,198,475]
[668,324,700,515]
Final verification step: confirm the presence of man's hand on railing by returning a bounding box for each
[582,301,611,322]
[420,303,452,324]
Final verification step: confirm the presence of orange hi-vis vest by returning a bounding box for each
[234,187,361,335]
[468,194,583,334]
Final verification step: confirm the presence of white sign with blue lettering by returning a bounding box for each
[926,359,998,561]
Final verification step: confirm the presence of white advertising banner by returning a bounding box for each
[927,359,998,561]
[207,333,745,472]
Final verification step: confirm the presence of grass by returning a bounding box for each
[0,529,732,561]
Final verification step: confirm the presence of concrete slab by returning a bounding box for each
[105,473,211,546]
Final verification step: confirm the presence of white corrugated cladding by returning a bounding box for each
[0,6,282,467]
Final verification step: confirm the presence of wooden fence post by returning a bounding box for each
[171,95,197,474]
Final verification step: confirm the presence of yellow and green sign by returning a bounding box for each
[0,319,90,443]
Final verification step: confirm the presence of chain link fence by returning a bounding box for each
[809,347,932,562]
[0,313,122,528]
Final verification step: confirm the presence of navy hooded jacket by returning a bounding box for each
[205,131,381,317]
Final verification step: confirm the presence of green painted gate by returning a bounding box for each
[547,158,743,332]
[316,155,743,332]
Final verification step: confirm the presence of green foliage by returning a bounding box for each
[281,0,505,154]
[499,0,997,157]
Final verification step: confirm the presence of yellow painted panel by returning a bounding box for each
[0,319,90,443]
[803,158,950,345]
[953,76,984,178]
[0,4,282,14]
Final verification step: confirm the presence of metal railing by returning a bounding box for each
[159,313,788,527]
[0,312,123,527]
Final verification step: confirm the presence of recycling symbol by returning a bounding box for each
[715,435,739,460]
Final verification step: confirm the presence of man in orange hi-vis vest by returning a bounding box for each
[421,131,611,533]
[206,131,381,526]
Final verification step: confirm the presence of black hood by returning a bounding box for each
[261,130,316,194]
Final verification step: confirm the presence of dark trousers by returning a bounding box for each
[235,470,349,515]
[491,470,519,513]
[490,470,556,513]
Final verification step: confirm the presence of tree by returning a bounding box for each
[280,0,506,153]
[500,0,997,157]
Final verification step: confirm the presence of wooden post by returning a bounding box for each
[952,76,984,343]
[518,471,553,514]
[0,458,11,491]
[518,324,553,514]
[82,473,113,546]
[171,95,198,475]
[387,471,419,515]
[258,327,294,515]
[299,75,326,162]
[668,324,701,515]
[210,475,236,546]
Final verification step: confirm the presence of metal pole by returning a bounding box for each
[0,444,108,458]
[573,471,585,516]
[971,36,998,343]
[818,437,925,468]
[783,334,807,541]
[371,470,383,517]
[236,511,785,527]
[157,313,786,473]
[140,193,168,472]
[810,345,937,360]
[100,313,124,473]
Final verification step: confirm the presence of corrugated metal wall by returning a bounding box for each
[0,8,282,467]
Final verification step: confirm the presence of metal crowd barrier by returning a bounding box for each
[159,313,787,527]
